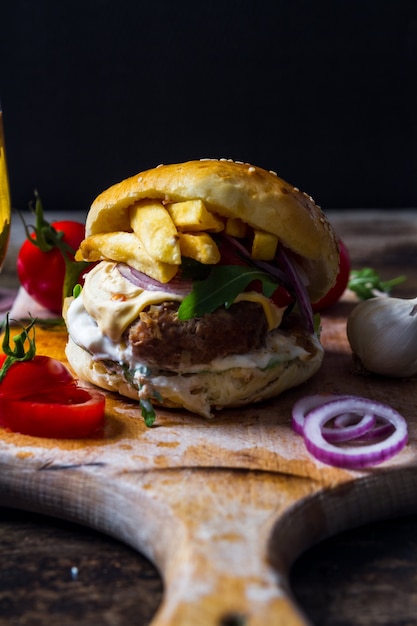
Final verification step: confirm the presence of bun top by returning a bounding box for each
[85,159,339,300]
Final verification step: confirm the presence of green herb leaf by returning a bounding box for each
[121,363,157,427]
[348,268,406,300]
[10,317,65,329]
[180,257,211,281]
[62,258,91,300]
[313,313,322,337]
[140,398,156,427]
[72,284,83,299]
[178,265,279,320]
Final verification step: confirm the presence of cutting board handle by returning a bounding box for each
[3,451,417,625]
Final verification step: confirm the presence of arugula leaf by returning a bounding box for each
[121,363,157,427]
[313,313,322,338]
[177,265,279,320]
[180,257,211,281]
[139,398,157,428]
[73,283,83,298]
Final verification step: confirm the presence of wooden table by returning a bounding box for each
[1,209,417,626]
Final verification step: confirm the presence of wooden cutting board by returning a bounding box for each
[1,304,417,626]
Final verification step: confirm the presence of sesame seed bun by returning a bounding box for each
[85,159,339,301]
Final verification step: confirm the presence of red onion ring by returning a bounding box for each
[361,419,395,441]
[291,393,356,435]
[275,246,314,334]
[117,263,192,295]
[333,412,362,428]
[221,234,315,332]
[221,234,291,288]
[322,413,376,443]
[298,396,408,468]
[293,394,381,442]
[332,412,395,441]
[292,394,400,454]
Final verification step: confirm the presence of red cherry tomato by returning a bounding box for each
[248,278,294,308]
[0,354,105,438]
[270,286,294,308]
[312,239,351,311]
[0,354,73,397]
[17,220,86,314]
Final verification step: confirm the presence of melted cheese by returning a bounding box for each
[233,291,284,331]
[82,261,286,342]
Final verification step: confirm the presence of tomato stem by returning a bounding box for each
[19,191,67,253]
[19,191,92,308]
[0,314,37,383]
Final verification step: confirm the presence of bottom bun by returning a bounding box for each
[65,335,324,419]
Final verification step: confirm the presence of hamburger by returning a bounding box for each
[64,159,339,421]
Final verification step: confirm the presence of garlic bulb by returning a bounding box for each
[346,296,417,377]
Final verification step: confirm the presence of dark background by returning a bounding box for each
[0,0,416,213]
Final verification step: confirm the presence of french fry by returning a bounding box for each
[251,230,278,261]
[178,232,220,264]
[225,217,247,238]
[166,200,225,232]
[130,200,181,265]
[76,232,178,283]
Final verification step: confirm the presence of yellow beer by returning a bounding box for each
[0,109,11,271]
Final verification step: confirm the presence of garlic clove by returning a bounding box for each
[346,296,417,377]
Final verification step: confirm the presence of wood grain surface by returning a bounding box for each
[1,210,417,625]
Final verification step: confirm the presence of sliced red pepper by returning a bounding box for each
[0,385,105,439]
[0,315,106,439]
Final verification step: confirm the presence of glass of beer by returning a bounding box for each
[0,104,11,273]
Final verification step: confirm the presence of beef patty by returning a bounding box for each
[127,301,268,370]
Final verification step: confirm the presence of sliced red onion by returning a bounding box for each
[333,413,355,427]
[291,393,354,435]
[276,246,314,333]
[221,234,291,288]
[293,394,380,443]
[322,413,376,443]
[302,397,408,468]
[332,413,394,440]
[361,419,395,441]
[221,234,314,332]
[220,233,250,259]
[117,263,192,295]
